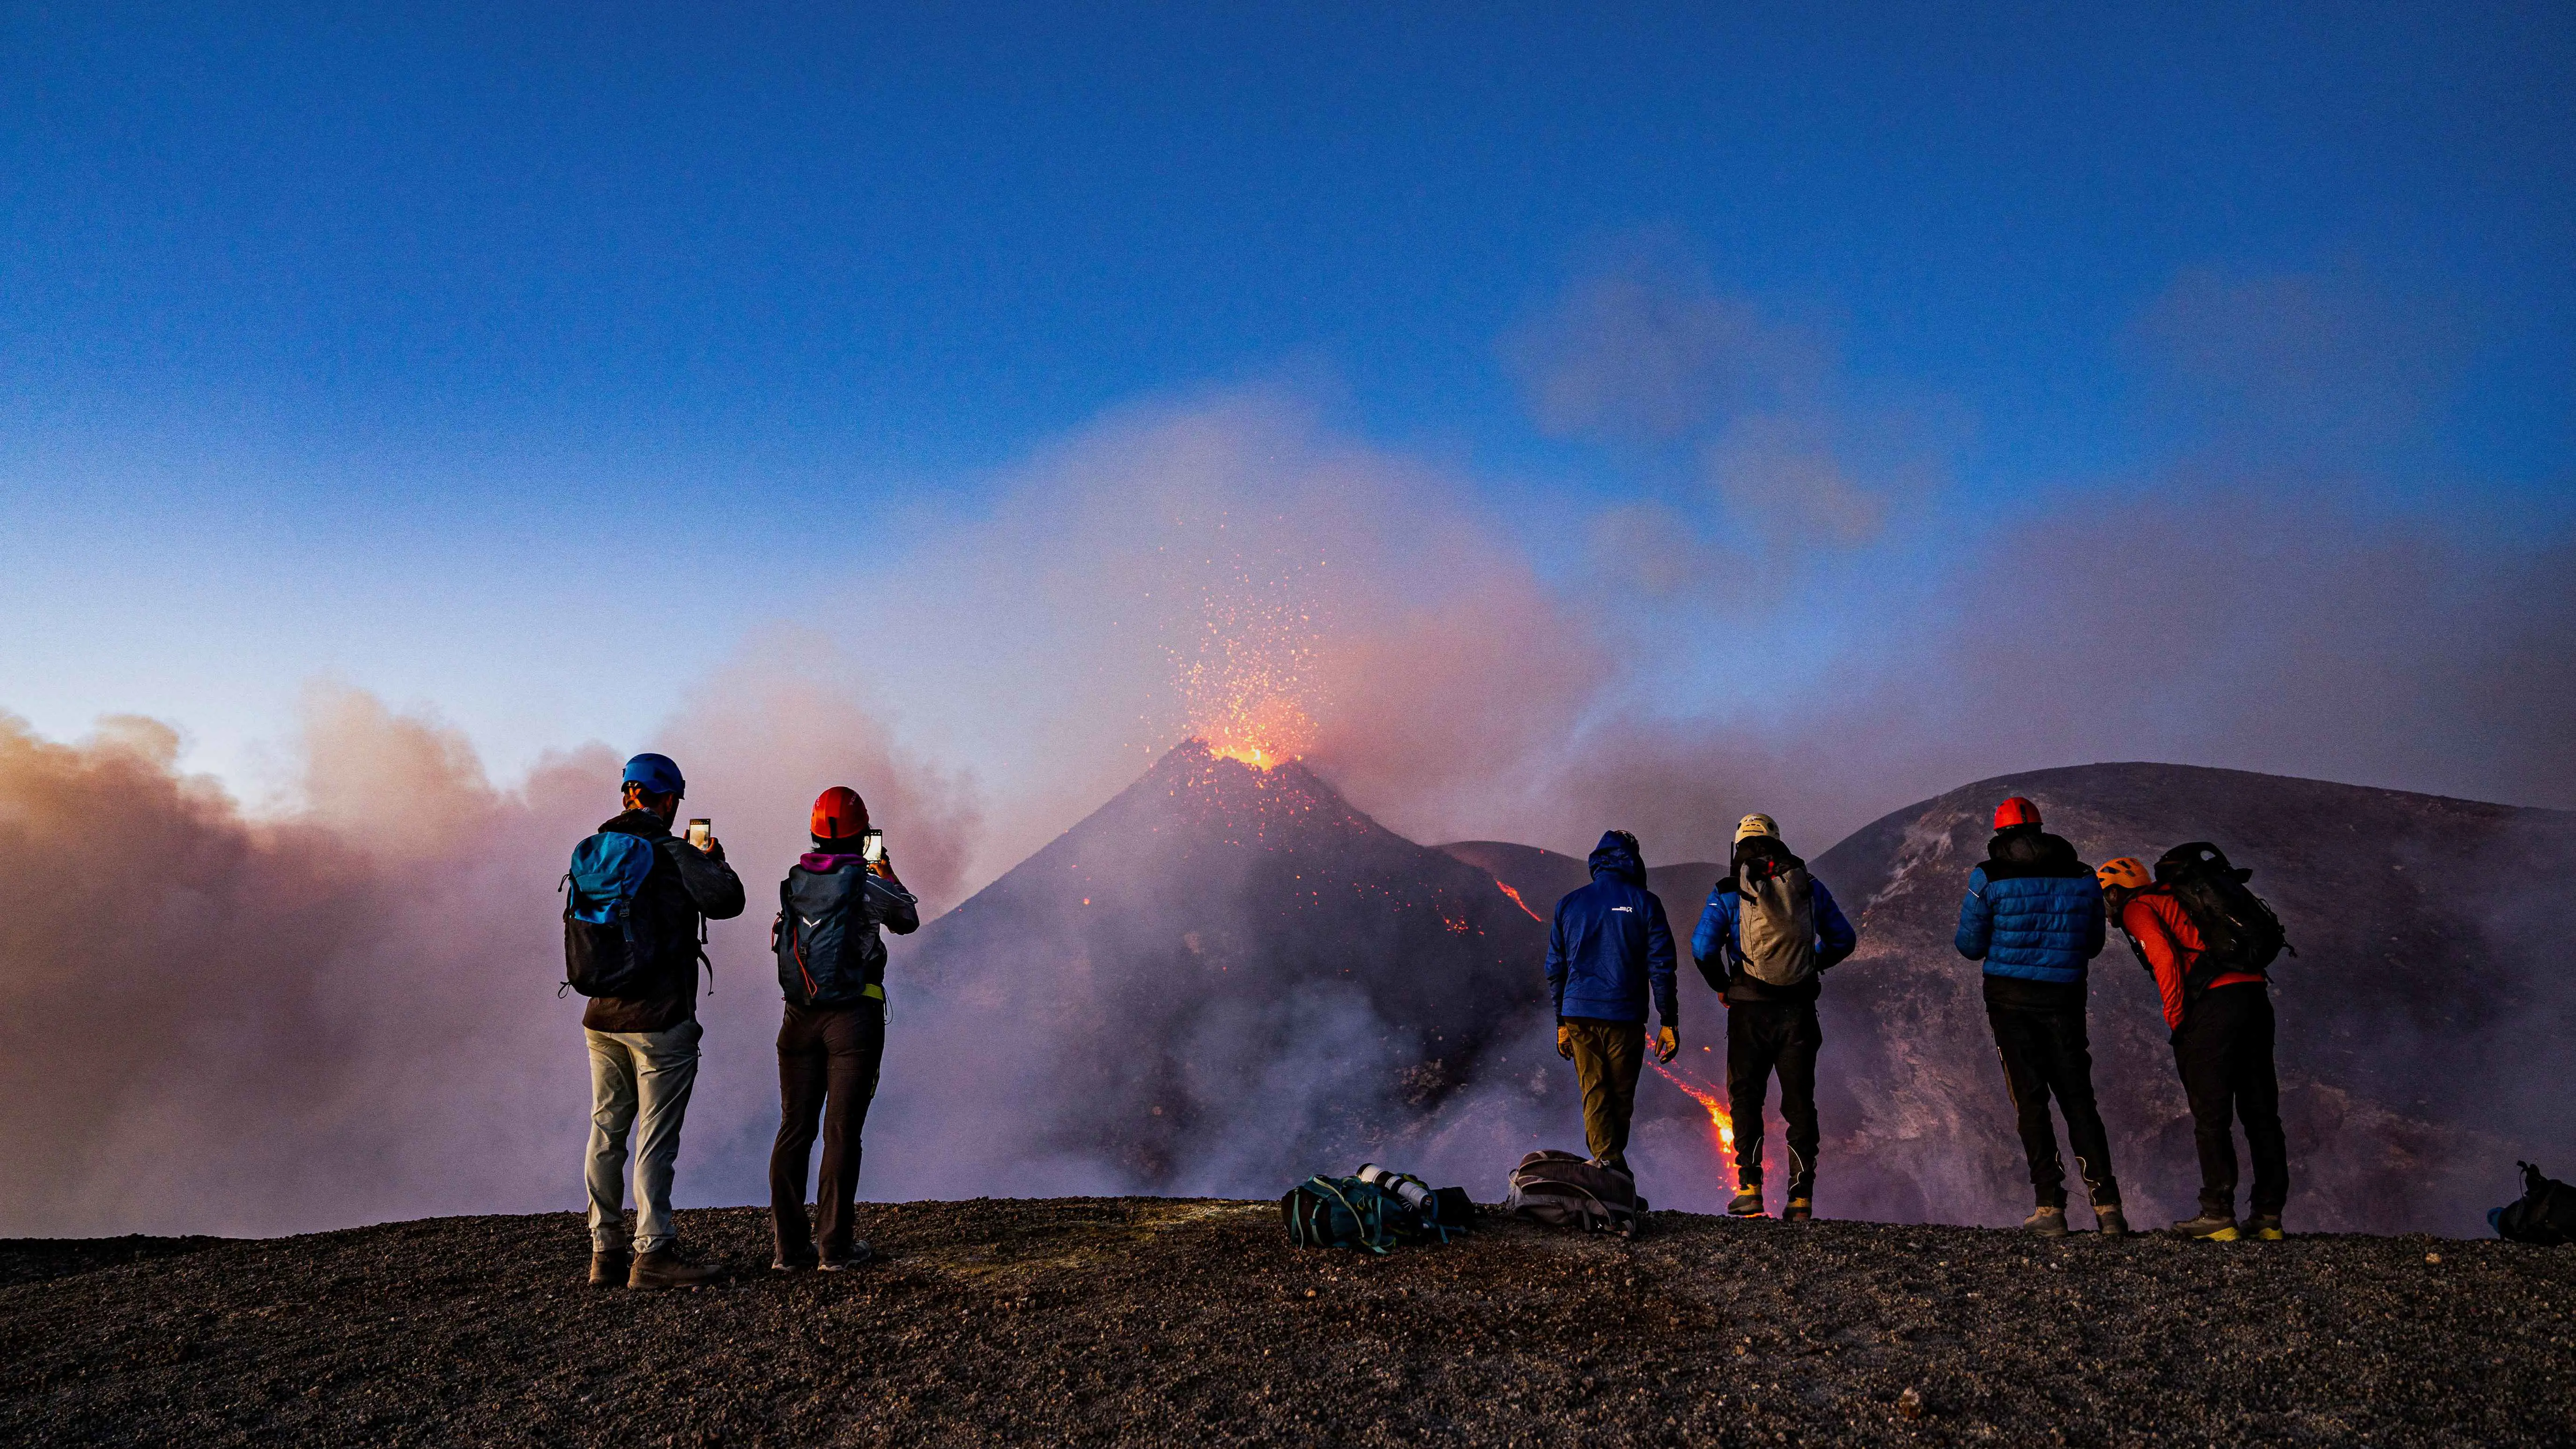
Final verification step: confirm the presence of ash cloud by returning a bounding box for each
[0,678,978,1238]
[5,254,2571,1234]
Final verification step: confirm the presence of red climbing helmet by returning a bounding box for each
[810,786,871,843]
[1992,796,2042,830]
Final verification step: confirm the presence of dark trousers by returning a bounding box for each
[2172,983,2289,1219]
[769,1001,885,1263]
[1986,1004,2121,1209]
[1564,1018,1644,1176]
[1726,1000,1821,1198]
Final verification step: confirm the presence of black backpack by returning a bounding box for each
[774,862,893,1008]
[2154,842,2294,983]
[2492,1162,2576,1246]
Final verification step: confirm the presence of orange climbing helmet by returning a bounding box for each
[2096,857,2153,893]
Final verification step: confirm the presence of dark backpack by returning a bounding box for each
[561,832,690,998]
[774,863,890,1009]
[1281,1175,1458,1253]
[2491,1162,2576,1246]
[1505,1149,1645,1234]
[2154,842,2294,983]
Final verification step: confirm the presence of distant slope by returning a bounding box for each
[1804,762,2576,1235]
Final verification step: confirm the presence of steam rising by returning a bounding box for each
[3,257,2569,1236]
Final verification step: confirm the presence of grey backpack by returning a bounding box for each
[1736,857,1817,988]
[1506,1150,1645,1234]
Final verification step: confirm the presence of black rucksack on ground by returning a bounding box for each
[1280,1168,1468,1253]
[2154,842,2294,983]
[2492,1162,2576,1246]
[1505,1150,1646,1235]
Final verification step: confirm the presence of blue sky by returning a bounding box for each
[3,3,2570,840]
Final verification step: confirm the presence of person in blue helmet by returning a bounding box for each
[1545,830,1680,1180]
[575,753,745,1289]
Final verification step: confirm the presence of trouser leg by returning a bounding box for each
[627,1020,703,1253]
[813,1004,886,1257]
[1569,1021,1644,1176]
[1725,1006,1775,1187]
[2173,1000,2241,1216]
[770,1008,828,1262]
[1776,1005,1823,1200]
[2039,1006,2120,1207]
[585,1031,642,1252]
[1987,1006,2066,1209]
[2234,991,2289,1217]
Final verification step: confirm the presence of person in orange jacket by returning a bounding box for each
[2097,857,2288,1242]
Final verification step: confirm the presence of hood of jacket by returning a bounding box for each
[1586,830,1646,887]
[599,808,673,839]
[800,851,868,873]
[1989,823,2081,872]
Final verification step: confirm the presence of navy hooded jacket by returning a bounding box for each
[1546,832,1678,1026]
[1954,825,2105,985]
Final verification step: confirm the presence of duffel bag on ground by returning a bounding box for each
[1506,1149,1645,1234]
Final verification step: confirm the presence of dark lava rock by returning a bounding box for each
[895,741,1553,1189]
[4,1199,2572,1446]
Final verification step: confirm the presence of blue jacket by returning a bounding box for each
[1692,871,1859,998]
[1547,832,1678,1026]
[1954,826,2105,984]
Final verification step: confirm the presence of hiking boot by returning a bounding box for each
[2170,1213,2240,1242]
[628,1246,723,1289]
[817,1242,876,1272]
[2023,1205,2069,1237]
[1726,1188,1766,1218]
[2093,1204,2130,1238]
[1782,1198,1813,1223]
[2246,1214,2285,1241]
[770,1255,817,1272]
[588,1251,630,1288]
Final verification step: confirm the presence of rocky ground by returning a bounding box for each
[4,1198,2572,1446]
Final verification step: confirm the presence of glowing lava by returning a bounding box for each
[1650,1059,1736,1156]
[1494,879,1543,922]
[1172,545,1323,772]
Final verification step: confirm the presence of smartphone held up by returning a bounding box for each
[686,818,712,852]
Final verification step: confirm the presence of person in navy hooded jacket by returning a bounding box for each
[1955,796,2129,1237]
[1546,830,1679,1180]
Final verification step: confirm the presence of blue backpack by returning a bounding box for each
[561,832,675,998]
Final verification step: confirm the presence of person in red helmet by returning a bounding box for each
[1954,795,2126,1237]
[767,786,919,1271]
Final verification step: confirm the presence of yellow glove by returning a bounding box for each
[1655,1025,1680,1063]
[1556,1023,1575,1060]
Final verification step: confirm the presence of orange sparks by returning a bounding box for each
[1650,1060,1736,1155]
[1170,538,1322,772]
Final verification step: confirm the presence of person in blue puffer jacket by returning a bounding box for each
[1955,796,2128,1238]
[1546,830,1679,1179]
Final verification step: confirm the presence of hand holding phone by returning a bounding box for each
[686,818,712,852]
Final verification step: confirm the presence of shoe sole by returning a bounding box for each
[2254,1229,2284,1241]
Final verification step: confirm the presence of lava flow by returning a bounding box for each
[1494,879,1543,922]
[1650,1060,1736,1156]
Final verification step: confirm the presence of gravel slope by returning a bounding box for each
[4,1198,2571,1446]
